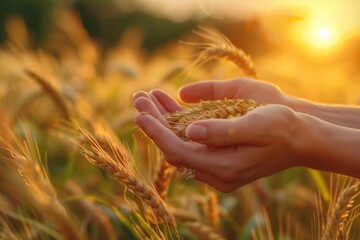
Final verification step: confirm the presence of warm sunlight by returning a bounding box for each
[318,27,331,39]
[303,24,339,49]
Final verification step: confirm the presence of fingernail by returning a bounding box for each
[132,91,140,99]
[133,114,144,128]
[133,99,144,112]
[185,124,207,140]
[133,91,147,100]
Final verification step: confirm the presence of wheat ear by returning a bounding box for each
[0,125,82,240]
[321,180,360,240]
[197,44,257,78]
[187,27,257,78]
[76,123,176,228]
[25,69,71,120]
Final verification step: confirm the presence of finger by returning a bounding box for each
[179,78,248,102]
[133,91,151,101]
[133,90,171,114]
[134,114,222,173]
[134,113,185,155]
[133,97,169,126]
[184,114,264,147]
[150,89,183,113]
[148,93,167,114]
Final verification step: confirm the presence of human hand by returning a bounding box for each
[133,77,287,118]
[179,78,290,106]
[133,88,305,192]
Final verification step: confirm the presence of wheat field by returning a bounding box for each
[0,5,359,240]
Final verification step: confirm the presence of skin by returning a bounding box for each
[133,78,360,192]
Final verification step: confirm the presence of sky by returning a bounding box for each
[132,0,360,36]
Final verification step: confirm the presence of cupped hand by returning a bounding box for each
[134,90,304,192]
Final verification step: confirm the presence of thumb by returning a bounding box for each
[185,118,250,147]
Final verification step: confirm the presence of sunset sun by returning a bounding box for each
[303,24,339,49]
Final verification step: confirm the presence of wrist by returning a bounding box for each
[293,112,360,178]
[292,112,325,168]
[290,111,335,170]
[288,112,311,168]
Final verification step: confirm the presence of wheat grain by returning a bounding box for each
[165,99,261,179]
[154,158,175,199]
[165,98,261,141]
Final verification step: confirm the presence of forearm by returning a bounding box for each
[297,113,360,179]
[286,95,360,129]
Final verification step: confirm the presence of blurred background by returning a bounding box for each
[0,0,360,103]
[0,1,360,239]
[1,0,360,105]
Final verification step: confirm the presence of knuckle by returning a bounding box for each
[211,124,230,146]
[215,184,237,193]
[218,130,229,146]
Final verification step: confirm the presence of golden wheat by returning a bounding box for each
[81,149,176,227]
[75,123,176,228]
[154,158,175,199]
[0,125,83,240]
[185,221,225,240]
[186,27,257,78]
[196,44,257,78]
[321,181,360,240]
[25,69,71,121]
[165,98,261,141]
[205,191,220,229]
[165,98,261,179]
[65,180,116,240]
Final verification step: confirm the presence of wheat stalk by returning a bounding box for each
[65,180,117,240]
[204,191,220,229]
[321,180,360,240]
[0,124,82,240]
[185,221,225,240]
[0,214,21,240]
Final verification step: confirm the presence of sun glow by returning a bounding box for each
[303,23,340,50]
[318,27,331,39]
